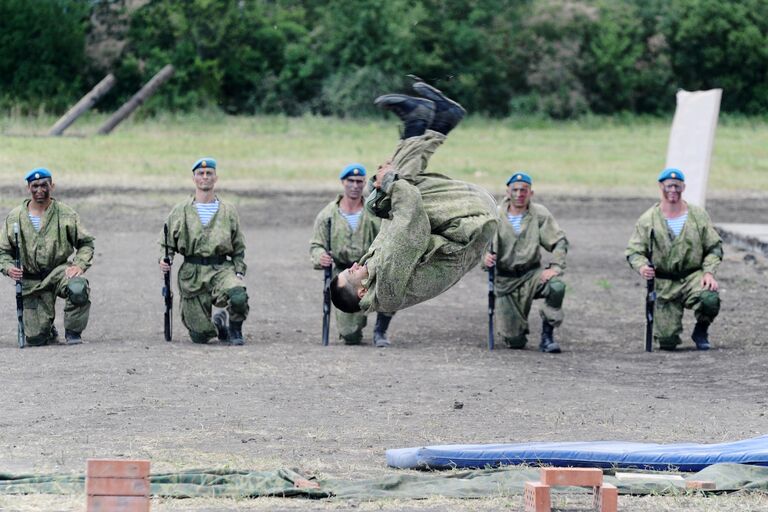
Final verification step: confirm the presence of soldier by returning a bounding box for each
[159,158,249,345]
[0,168,94,346]
[330,82,498,315]
[483,173,568,353]
[626,168,722,350]
[310,163,395,347]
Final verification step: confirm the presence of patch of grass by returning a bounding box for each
[0,112,766,193]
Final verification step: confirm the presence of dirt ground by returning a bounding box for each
[0,186,767,511]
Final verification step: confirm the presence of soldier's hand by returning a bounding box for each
[701,272,718,291]
[540,268,558,283]
[319,252,333,268]
[375,160,393,190]
[484,253,496,267]
[639,264,655,280]
[7,266,22,280]
[65,265,83,278]
[159,260,171,274]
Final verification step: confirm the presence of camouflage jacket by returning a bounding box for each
[490,198,568,276]
[309,195,382,271]
[625,202,722,277]
[0,199,94,276]
[160,196,247,275]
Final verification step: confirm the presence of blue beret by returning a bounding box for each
[25,168,52,183]
[506,172,532,186]
[192,158,217,172]
[340,163,366,180]
[658,168,685,182]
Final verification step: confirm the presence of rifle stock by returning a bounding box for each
[13,223,25,348]
[322,218,332,346]
[645,229,656,352]
[162,224,173,342]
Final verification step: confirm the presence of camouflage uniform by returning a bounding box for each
[626,203,722,349]
[310,197,393,344]
[359,130,498,313]
[489,199,568,348]
[161,196,248,343]
[0,199,94,345]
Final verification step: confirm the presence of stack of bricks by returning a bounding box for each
[86,459,151,512]
[523,467,617,512]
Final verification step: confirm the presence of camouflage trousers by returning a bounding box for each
[335,309,394,345]
[177,262,249,343]
[21,264,90,346]
[495,270,565,349]
[654,270,720,349]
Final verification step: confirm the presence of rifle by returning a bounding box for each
[645,229,656,352]
[487,244,495,351]
[322,218,332,346]
[162,224,173,342]
[13,223,25,349]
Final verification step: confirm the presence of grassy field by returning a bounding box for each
[0,112,767,195]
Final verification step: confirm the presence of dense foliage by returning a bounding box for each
[2,0,767,117]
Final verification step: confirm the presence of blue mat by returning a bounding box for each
[386,435,768,471]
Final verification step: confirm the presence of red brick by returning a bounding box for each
[523,481,551,512]
[686,480,716,490]
[540,467,603,487]
[86,477,149,496]
[87,459,150,479]
[597,482,618,512]
[87,495,150,512]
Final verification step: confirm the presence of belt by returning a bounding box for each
[23,269,51,280]
[655,268,698,281]
[184,255,228,265]
[496,264,541,278]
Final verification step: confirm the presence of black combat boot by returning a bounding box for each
[373,313,393,348]
[212,310,229,342]
[64,329,82,345]
[539,322,561,353]
[374,94,435,139]
[412,82,466,135]
[228,320,244,346]
[691,321,711,350]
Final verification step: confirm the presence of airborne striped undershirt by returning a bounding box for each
[507,213,524,234]
[195,200,220,227]
[666,212,687,238]
[340,210,362,231]
[28,214,41,232]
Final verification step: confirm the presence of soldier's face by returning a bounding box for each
[508,183,532,208]
[659,179,684,203]
[27,178,54,204]
[193,168,217,191]
[342,177,365,200]
[338,262,369,296]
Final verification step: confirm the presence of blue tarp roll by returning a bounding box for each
[386,435,768,471]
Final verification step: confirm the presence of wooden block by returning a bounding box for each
[87,459,150,479]
[524,481,551,512]
[686,480,716,490]
[540,467,603,487]
[86,477,150,496]
[597,482,618,512]
[87,495,150,512]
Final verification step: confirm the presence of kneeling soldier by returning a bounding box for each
[483,173,568,352]
[159,158,249,345]
[0,168,95,345]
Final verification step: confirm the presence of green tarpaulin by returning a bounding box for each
[2,464,768,499]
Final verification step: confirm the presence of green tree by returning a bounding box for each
[0,0,88,112]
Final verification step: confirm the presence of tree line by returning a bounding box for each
[1,0,767,118]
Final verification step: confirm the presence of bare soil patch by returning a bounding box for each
[0,189,766,511]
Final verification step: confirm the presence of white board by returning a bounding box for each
[665,89,722,208]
